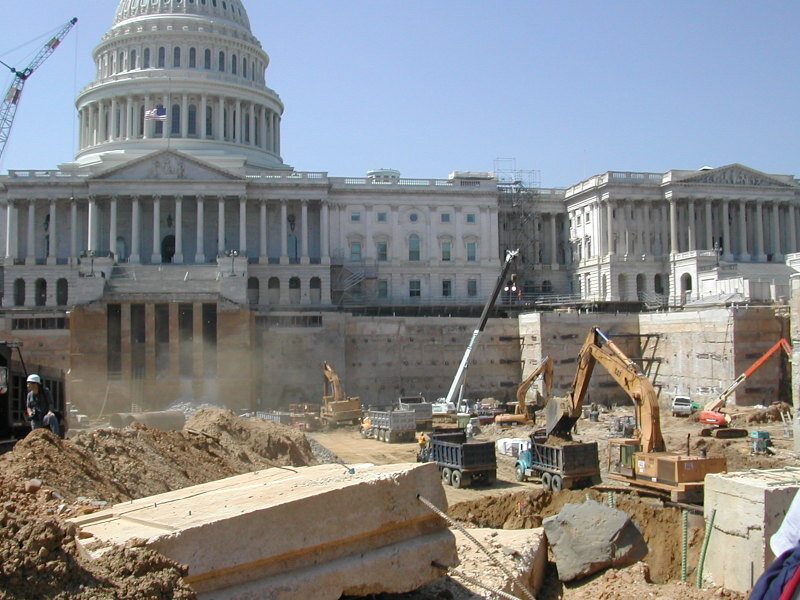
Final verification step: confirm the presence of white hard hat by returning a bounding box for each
[26,374,41,384]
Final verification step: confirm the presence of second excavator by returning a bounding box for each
[495,356,553,427]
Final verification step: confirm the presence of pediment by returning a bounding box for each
[678,164,795,188]
[94,150,243,182]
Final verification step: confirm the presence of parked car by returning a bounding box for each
[671,395,695,417]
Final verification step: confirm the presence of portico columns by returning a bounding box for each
[194,196,205,263]
[5,200,17,260]
[753,201,766,262]
[130,196,141,263]
[280,200,288,264]
[238,195,247,254]
[174,196,183,264]
[47,200,57,265]
[738,200,750,261]
[721,200,733,260]
[109,197,117,263]
[771,202,783,261]
[321,201,330,264]
[550,213,558,269]
[687,200,696,251]
[642,203,651,256]
[300,201,309,264]
[151,195,162,263]
[217,196,225,255]
[259,200,267,263]
[200,95,207,140]
[705,201,713,251]
[789,204,798,256]
[669,197,678,254]
[25,201,36,264]
[606,201,614,256]
[70,200,78,262]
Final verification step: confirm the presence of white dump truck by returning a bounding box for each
[361,410,416,443]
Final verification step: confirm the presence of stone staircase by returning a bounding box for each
[106,265,222,295]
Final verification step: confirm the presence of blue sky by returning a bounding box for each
[0,1,797,187]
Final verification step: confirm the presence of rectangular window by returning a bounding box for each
[377,212,387,223]
[178,303,193,378]
[441,213,451,223]
[376,241,388,261]
[107,304,122,377]
[467,279,478,297]
[350,241,362,261]
[377,279,388,298]
[409,280,421,298]
[467,241,477,261]
[155,304,170,378]
[441,241,451,262]
[442,280,452,297]
[131,304,146,380]
[466,213,476,224]
[202,303,217,377]
[351,212,361,222]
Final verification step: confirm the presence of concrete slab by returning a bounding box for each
[70,462,458,599]
[703,467,800,592]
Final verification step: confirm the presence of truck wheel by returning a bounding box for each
[541,472,552,491]
[551,474,563,492]
[441,468,452,486]
[515,464,526,482]
[483,470,496,485]
[451,470,463,489]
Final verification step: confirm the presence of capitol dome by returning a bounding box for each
[73,0,288,171]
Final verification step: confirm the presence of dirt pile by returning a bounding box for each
[0,408,319,600]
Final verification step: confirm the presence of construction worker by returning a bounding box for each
[26,374,60,437]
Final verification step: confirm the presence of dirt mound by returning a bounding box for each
[447,488,703,585]
[0,409,319,600]
[745,402,792,424]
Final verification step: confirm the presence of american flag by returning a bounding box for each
[144,106,167,121]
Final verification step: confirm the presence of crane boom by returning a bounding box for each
[0,17,78,161]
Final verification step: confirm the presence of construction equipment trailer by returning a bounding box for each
[419,431,496,488]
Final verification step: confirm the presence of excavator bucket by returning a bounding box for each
[544,397,575,439]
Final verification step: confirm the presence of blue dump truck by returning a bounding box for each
[419,431,496,488]
[514,430,601,492]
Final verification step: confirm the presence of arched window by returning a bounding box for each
[267,276,280,304]
[204,48,211,69]
[218,51,225,72]
[143,48,151,69]
[205,105,213,137]
[242,58,247,78]
[636,273,646,301]
[129,49,137,70]
[231,54,237,74]
[188,104,197,136]
[173,47,181,68]
[13,279,25,306]
[310,277,321,305]
[244,113,250,143]
[171,104,180,135]
[157,47,166,68]
[654,273,664,295]
[247,276,259,305]
[408,234,420,261]
[188,47,196,68]
[289,276,301,304]
[35,279,46,306]
[117,51,124,73]
[56,279,68,306]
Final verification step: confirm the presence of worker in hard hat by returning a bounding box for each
[26,374,59,436]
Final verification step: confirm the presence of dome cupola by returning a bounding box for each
[74,0,287,171]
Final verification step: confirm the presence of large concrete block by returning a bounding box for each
[70,462,457,599]
[703,469,800,592]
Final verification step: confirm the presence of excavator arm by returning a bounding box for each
[514,356,553,415]
[322,361,343,403]
[546,328,665,453]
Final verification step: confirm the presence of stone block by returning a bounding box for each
[70,462,457,599]
[704,469,800,592]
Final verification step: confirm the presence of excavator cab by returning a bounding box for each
[607,439,640,478]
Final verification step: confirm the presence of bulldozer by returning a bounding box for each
[320,362,363,427]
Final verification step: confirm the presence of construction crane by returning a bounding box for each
[0,17,78,162]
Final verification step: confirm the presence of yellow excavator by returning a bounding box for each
[547,328,726,502]
[320,362,363,426]
[495,356,553,426]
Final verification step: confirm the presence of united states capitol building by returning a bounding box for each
[1,0,798,414]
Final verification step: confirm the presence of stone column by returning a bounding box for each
[550,213,558,268]
[789,204,798,255]
[687,200,696,252]
[454,206,463,262]
[321,201,330,264]
[259,200,267,263]
[70,200,78,262]
[280,200,288,264]
[126,96,133,140]
[47,200,57,265]
[181,93,188,138]
[248,103,255,145]
[130,196,141,263]
[260,107,267,149]
[738,200,750,261]
[234,100,241,142]
[754,200,766,262]
[606,201,614,256]
[109,197,117,263]
[669,197,678,254]
[195,196,205,263]
[87,196,98,254]
[151,195,162,263]
[110,98,117,140]
[143,95,151,139]
[489,207,499,262]
[275,115,281,156]
[771,202,783,261]
[217,196,225,255]
[26,201,36,265]
[174,196,183,263]
[239,196,247,253]
[218,96,225,140]
[705,200,713,251]
[720,200,732,260]
[642,203,651,256]
[5,200,16,260]
[301,200,309,264]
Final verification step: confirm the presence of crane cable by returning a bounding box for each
[417,494,537,600]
